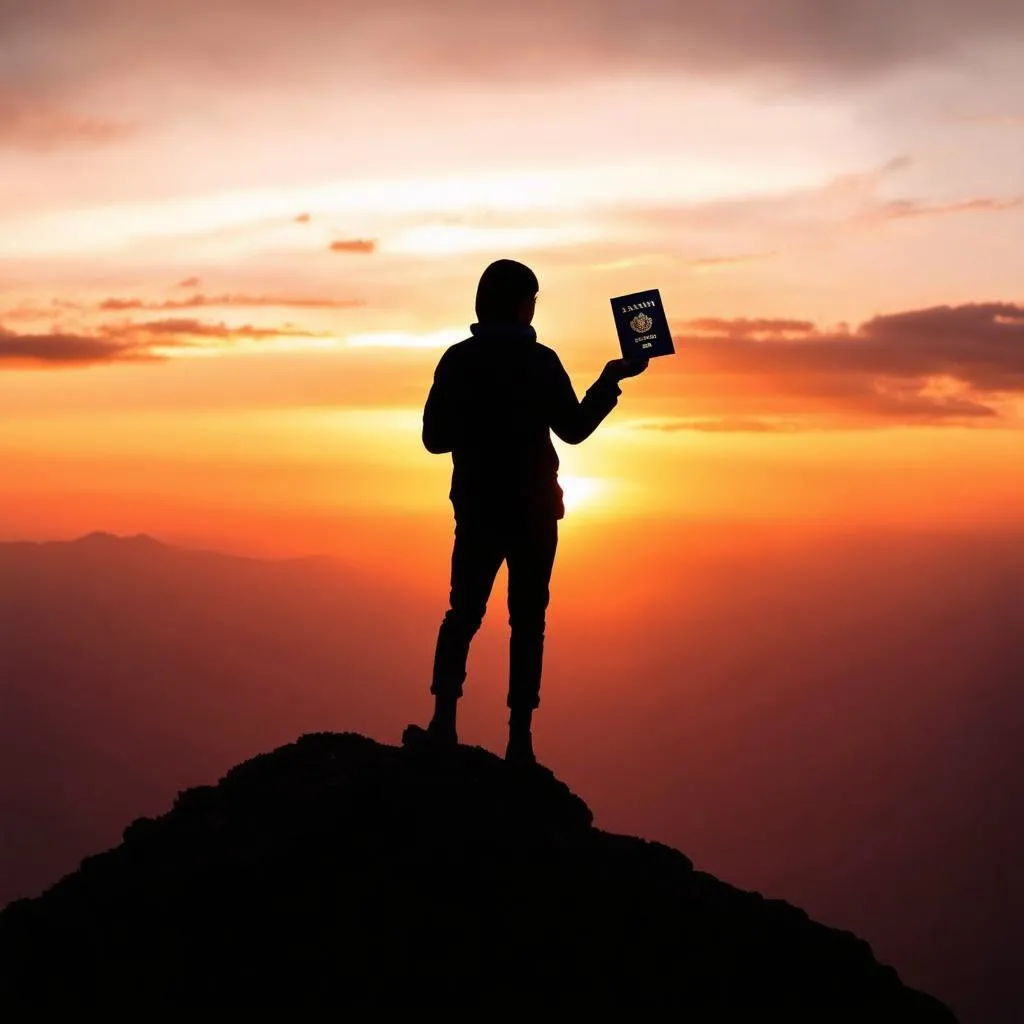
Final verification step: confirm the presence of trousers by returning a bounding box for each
[431,515,558,711]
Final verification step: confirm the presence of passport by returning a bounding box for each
[610,288,675,359]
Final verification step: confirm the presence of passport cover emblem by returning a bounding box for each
[611,288,675,358]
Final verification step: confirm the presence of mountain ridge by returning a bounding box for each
[0,729,958,1016]
[2,530,339,568]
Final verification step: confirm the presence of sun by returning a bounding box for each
[560,475,605,513]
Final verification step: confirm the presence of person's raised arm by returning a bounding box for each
[546,351,648,445]
[422,349,457,454]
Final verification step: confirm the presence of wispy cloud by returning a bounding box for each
[345,326,466,349]
[0,91,129,150]
[607,158,909,252]
[943,112,1024,127]
[861,196,1024,223]
[608,158,1024,258]
[634,417,806,433]
[97,293,365,312]
[117,318,323,341]
[685,317,816,334]
[3,294,364,319]
[684,251,778,270]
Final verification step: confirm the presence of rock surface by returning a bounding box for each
[0,730,957,1016]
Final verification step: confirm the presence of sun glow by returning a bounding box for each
[560,475,606,513]
[346,326,466,348]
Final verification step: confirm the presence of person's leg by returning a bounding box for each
[504,517,558,762]
[429,516,505,742]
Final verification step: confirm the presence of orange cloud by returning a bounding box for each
[636,417,805,433]
[7,299,1023,432]
[329,239,377,254]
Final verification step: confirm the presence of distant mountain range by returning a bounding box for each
[0,531,429,909]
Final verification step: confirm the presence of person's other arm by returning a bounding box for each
[546,352,647,445]
[422,349,458,454]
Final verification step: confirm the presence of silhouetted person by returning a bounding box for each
[422,259,648,764]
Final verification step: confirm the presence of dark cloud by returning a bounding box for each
[661,303,1024,424]
[0,317,326,367]
[672,303,1024,391]
[2,0,1022,100]
[176,276,201,289]
[329,239,377,254]
[294,213,311,224]
[0,327,154,366]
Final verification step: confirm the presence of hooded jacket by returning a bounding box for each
[422,321,621,521]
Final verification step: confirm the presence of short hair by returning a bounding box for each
[474,259,539,323]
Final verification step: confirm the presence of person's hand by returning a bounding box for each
[603,357,650,383]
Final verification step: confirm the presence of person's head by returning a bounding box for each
[475,259,538,325]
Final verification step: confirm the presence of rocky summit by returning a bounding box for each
[0,730,956,1016]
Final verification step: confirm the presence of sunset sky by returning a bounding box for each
[3,8,1024,1021]
[2,0,1024,558]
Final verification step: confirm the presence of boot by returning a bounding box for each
[426,694,459,748]
[504,707,536,765]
